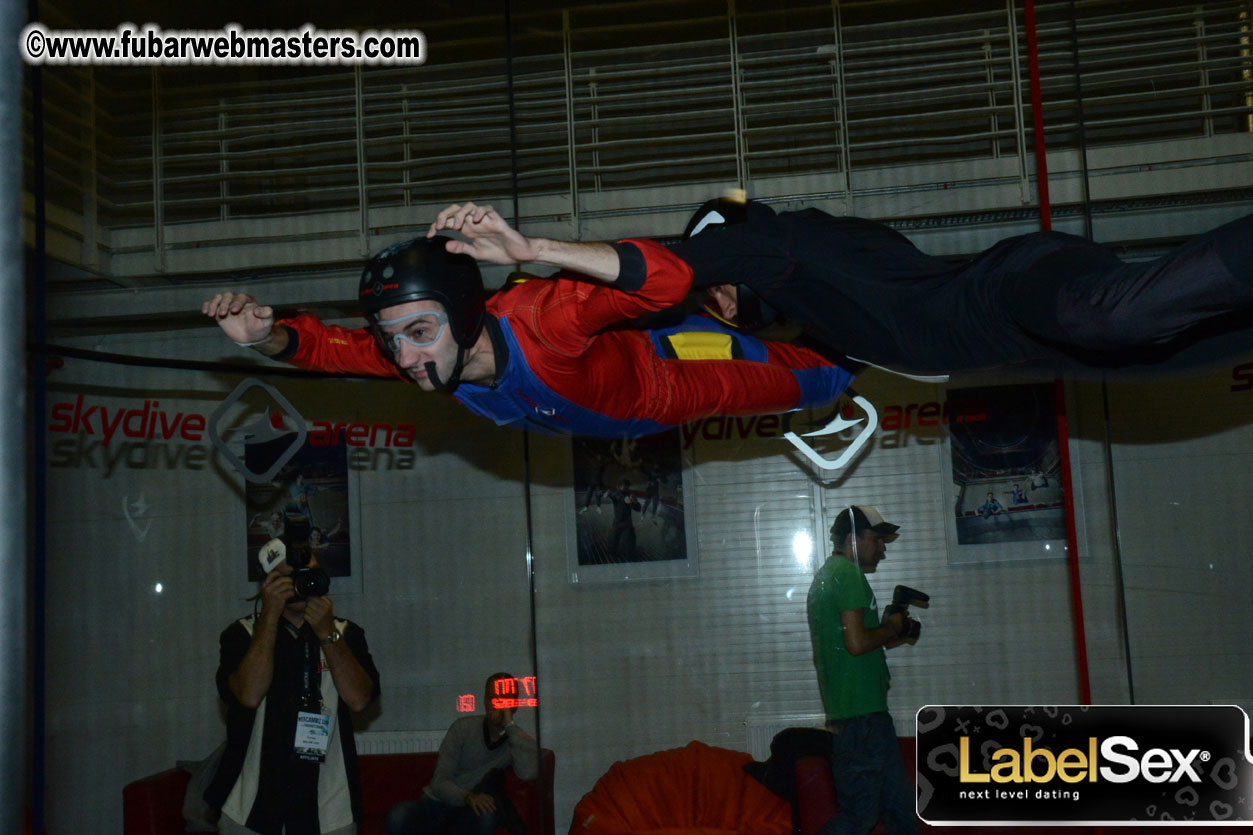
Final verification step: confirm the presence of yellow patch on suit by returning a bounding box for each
[661,331,738,361]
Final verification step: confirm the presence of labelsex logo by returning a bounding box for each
[960,735,1207,785]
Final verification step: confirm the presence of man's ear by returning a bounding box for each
[703,284,739,324]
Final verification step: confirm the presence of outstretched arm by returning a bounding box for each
[201,293,403,379]
[201,292,290,357]
[428,202,622,283]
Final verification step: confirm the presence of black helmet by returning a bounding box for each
[359,235,485,350]
[682,197,750,240]
[684,196,778,332]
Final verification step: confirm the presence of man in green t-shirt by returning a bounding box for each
[806,506,918,835]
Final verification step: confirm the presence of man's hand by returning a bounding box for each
[901,616,921,645]
[304,595,336,641]
[465,792,497,816]
[258,569,294,624]
[881,611,912,649]
[428,202,540,265]
[201,292,275,346]
[429,200,623,281]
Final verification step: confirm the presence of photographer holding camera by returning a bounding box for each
[806,506,923,835]
[206,531,381,835]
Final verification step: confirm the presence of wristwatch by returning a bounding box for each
[320,629,342,646]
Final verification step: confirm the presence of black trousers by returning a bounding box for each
[669,208,1253,376]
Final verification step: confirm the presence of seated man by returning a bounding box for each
[386,673,539,835]
[202,212,855,439]
[977,493,1006,518]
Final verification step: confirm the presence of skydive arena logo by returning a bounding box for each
[208,378,308,483]
[917,705,1253,825]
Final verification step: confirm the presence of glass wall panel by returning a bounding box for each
[24,1,1253,833]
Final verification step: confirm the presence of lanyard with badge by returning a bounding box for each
[262,538,333,763]
[293,626,331,763]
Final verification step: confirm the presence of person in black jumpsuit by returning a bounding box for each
[668,200,1252,377]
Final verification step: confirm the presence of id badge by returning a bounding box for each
[294,710,331,762]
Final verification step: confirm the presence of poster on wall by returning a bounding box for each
[244,440,362,594]
[943,382,1074,564]
[565,430,697,582]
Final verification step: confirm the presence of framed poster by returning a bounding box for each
[244,439,363,595]
[565,429,698,583]
[942,382,1080,564]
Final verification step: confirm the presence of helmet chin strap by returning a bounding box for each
[423,346,468,392]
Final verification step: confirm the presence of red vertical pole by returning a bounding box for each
[1025,0,1091,705]
[1054,380,1092,705]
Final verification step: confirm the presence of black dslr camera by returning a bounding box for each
[259,519,330,600]
[883,584,928,642]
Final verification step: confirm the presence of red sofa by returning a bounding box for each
[794,737,1242,835]
[123,749,555,835]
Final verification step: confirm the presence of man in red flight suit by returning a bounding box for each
[201,203,856,438]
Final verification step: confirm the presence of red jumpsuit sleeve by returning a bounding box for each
[534,239,695,356]
[650,337,854,426]
[278,313,407,379]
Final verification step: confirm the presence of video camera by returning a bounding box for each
[883,584,929,642]
[258,518,330,600]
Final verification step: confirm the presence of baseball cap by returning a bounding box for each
[830,505,901,544]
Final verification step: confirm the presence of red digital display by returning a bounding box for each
[493,675,536,698]
[456,676,539,713]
